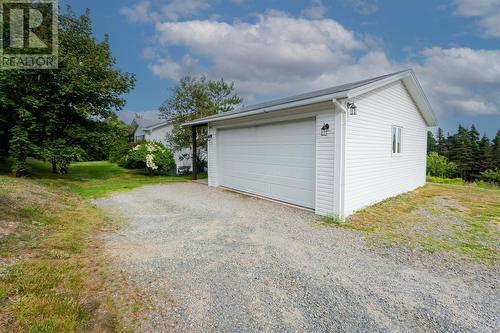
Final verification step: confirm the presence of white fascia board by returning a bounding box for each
[347,70,437,127]
[185,91,347,126]
[346,71,411,99]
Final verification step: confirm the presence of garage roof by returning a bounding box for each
[184,69,437,127]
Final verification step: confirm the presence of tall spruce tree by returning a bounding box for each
[427,131,438,154]
[492,130,500,169]
[448,125,473,180]
[468,125,481,178]
[436,128,448,157]
[476,135,494,172]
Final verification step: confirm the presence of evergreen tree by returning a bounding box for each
[436,128,448,157]
[468,125,481,178]
[476,135,494,172]
[492,130,500,169]
[448,125,473,180]
[427,131,437,154]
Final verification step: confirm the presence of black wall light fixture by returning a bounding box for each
[347,102,357,115]
[321,123,330,136]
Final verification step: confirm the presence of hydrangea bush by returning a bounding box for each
[124,142,175,175]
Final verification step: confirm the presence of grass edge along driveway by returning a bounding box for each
[0,160,199,332]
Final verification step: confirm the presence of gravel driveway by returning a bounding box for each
[97,183,498,332]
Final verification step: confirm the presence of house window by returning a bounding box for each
[392,126,402,154]
[135,135,145,142]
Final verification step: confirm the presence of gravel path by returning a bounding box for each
[97,183,499,332]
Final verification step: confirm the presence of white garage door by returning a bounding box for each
[217,118,316,208]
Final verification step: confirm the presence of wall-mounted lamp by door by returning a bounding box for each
[321,123,330,136]
[347,102,357,115]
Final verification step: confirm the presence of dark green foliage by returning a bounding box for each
[436,128,448,157]
[492,130,500,169]
[475,135,494,174]
[479,169,500,183]
[159,75,242,156]
[427,131,438,154]
[427,125,500,181]
[0,9,135,176]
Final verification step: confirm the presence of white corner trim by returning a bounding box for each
[332,99,347,218]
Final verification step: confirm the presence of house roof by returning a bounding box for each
[184,69,437,127]
[131,116,170,130]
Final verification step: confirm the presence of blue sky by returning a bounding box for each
[64,0,500,137]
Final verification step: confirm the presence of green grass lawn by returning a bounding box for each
[12,159,206,199]
[342,182,500,264]
[0,160,205,332]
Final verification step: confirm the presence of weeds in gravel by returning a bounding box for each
[321,214,343,226]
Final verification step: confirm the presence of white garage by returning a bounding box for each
[185,70,437,217]
[217,119,316,208]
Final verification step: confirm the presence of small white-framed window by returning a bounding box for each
[392,126,402,155]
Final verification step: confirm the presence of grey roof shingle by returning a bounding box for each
[185,70,410,126]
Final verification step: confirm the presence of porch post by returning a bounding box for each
[191,125,197,180]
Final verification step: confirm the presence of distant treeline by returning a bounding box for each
[427,125,500,180]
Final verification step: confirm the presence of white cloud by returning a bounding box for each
[343,0,378,15]
[302,0,327,19]
[453,0,500,37]
[121,0,210,23]
[140,10,499,117]
[152,11,385,98]
[120,1,151,22]
[161,0,210,21]
[413,47,500,116]
[149,54,201,80]
[141,47,157,59]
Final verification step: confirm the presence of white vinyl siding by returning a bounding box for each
[207,126,218,186]
[216,119,316,208]
[315,112,335,215]
[343,81,427,216]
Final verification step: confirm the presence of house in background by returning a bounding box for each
[185,70,437,217]
[131,115,191,174]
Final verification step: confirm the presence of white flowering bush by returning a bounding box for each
[124,142,175,175]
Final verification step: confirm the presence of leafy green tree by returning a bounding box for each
[427,131,437,154]
[0,9,135,175]
[159,75,242,156]
[81,115,131,161]
[427,152,458,178]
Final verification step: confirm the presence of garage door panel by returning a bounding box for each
[217,119,316,208]
[222,170,315,190]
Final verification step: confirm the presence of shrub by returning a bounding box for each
[479,169,500,184]
[109,141,135,165]
[123,142,175,175]
[427,152,458,178]
[426,176,464,184]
